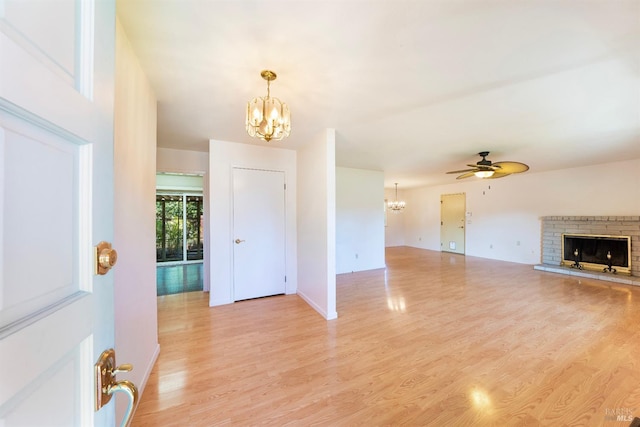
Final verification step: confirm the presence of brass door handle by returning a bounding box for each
[113,363,133,375]
[96,241,118,275]
[107,380,138,427]
[235,239,245,244]
[95,349,139,427]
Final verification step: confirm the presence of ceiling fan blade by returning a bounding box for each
[456,172,477,180]
[492,161,529,174]
[447,168,477,174]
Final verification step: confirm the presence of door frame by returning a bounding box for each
[440,192,466,255]
[156,169,210,291]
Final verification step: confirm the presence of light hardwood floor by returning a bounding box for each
[131,247,640,426]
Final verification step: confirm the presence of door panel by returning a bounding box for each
[441,193,466,255]
[1,0,76,83]
[0,0,116,425]
[233,168,286,301]
[0,122,85,326]
[0,301,93,426]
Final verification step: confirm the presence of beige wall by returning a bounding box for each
[114,18,159,419]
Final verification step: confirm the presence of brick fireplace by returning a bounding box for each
[540,216,640,278]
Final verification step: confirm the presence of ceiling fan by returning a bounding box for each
[446,151,529,179]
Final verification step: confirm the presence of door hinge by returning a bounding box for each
[284,183,287,190]
[285,275,287,283]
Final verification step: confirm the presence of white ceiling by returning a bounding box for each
[116,0,640,188]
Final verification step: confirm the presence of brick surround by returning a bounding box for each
[541,216,640,277]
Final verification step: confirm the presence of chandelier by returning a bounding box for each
[387,183,406,212]
[246,70,291,142]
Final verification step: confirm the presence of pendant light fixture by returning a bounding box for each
[246,70,291,142]
[387,183,406,212]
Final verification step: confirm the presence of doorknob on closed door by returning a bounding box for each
[235,239,245,244]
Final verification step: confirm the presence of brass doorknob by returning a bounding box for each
[235,239,245,244]
[96,241,118,275]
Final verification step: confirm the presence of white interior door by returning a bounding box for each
[0,1,118,426]
[233,168,286,301]
[441,193,466,255]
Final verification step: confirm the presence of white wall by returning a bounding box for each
[297,129,337,320]
[384,187,406,247]
[157,147,208,174]
[402,159,640,264]
[336,167,385,273]
[208,139,297,306]
[113,19,159,420]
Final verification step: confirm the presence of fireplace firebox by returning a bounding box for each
[562,234,631,275]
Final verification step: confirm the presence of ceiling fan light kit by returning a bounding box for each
[446,151,529,180]
[474,170,495,178]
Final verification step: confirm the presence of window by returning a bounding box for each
[186,195,204,260]
[156,194,203,263]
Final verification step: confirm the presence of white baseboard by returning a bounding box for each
[297,290,338,320]
[138,343,160,394]
[121,343,160,423]
[209,298,233,307]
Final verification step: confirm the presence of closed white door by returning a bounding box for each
[233,168,286,301]
[0,1,120,426]
[441,193,466,255]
